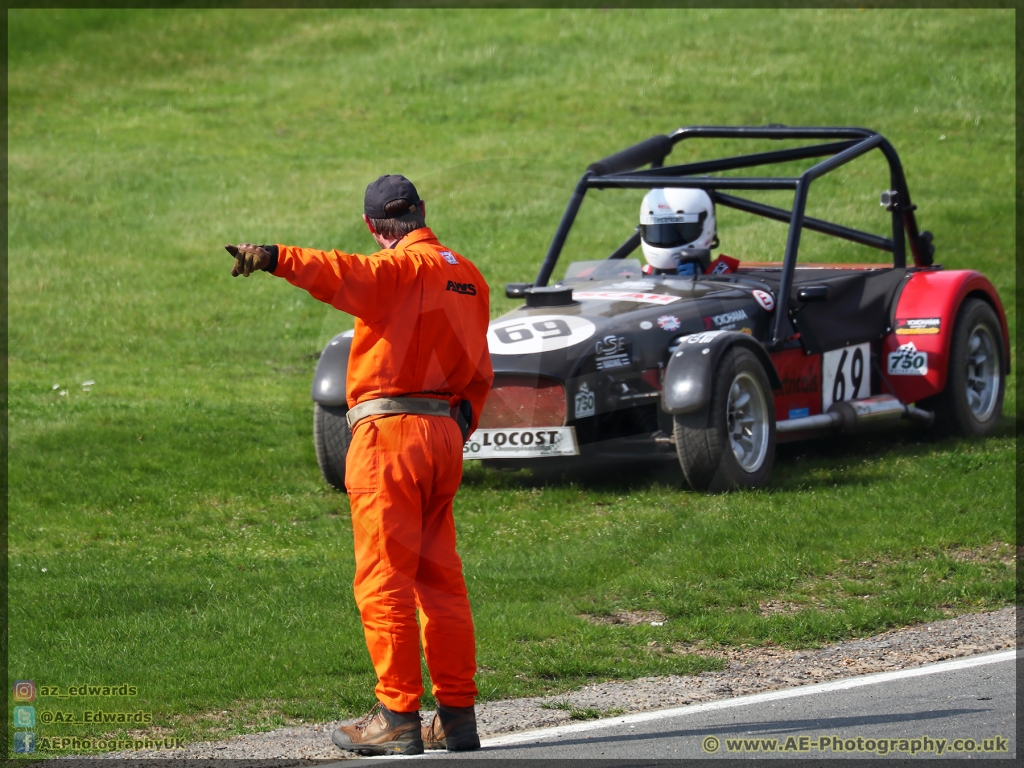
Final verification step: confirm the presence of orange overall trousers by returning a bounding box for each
[271,228,492,712]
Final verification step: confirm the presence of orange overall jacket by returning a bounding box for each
[272,228,493,430]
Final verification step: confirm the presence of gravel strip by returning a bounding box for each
[89,607,1016,762]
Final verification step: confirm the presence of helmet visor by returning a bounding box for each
[640,212,707,248]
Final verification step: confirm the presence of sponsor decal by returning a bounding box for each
[752,289,775,312]
[596,355,630,370]
[888,342,928,376]
[440,250,458,264]
[573,290,681,305]
[739,327,753,335]
[710,308,749,327]
[612,281,652,290]
[895,317,941,335]
[657,314,681,331]
[595,335,626,356]
[788,407,810,419]
[639,320,653,330]
[464,427,579,459]
[822,343,870,410]
[445,280,476,295]
[685,330,725,344]
[488,315,596,355]
[574,383,596,418]
[779,369,819,396]
[594,336,630,370]
[707,254,740,275]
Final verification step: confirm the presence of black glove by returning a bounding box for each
[455,400,473,443]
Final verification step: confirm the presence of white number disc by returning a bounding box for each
[487,314,597,355]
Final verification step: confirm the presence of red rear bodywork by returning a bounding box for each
[882,269,1009,404]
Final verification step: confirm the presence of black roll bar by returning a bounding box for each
[713,192,894,253]
[533,125,931,348]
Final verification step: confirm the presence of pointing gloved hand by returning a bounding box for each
[225,243,272,277]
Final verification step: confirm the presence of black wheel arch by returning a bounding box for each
[662,331,781,415]
[312,332,353,406]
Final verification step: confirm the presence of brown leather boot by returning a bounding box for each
[422,703,480,751]
[331,702,423,756]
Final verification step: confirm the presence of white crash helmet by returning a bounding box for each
[639,188,717,272]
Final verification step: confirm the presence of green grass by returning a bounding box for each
[7,7,1015,754]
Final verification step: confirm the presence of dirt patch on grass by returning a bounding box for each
[581,609,667,626]
[757,600,803,616]
[943,541,1015,566]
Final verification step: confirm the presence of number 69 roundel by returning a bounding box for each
[487,315,597,355]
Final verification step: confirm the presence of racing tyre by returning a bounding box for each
[920,298,1005,437]
[673,347,776,492]
[313,403,352,492]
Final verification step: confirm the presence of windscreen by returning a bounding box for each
[562,258,643,283]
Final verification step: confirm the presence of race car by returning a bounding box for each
[311,126,1008,492]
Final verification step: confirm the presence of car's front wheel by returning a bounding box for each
[313,403,352,492]
[673,347,776,492]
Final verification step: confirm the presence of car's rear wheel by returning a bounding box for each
[920,298,1005,437]
[313,403,351,492]
[673,347,776,492]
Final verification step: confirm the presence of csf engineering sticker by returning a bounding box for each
[464,427,579,459]
[888,342,928,376]
[594,335,630,370]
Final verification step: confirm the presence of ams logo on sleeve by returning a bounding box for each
[446,280,477,296]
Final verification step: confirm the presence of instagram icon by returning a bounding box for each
[13,680,36,702]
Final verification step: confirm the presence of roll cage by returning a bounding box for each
[532,125,936,350]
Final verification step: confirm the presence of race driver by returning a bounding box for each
[225,174,492,756]
[639,187,718,276]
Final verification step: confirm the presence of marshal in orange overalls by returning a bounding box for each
[272,228,492,712]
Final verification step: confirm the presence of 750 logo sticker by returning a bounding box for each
[888,343,928,376]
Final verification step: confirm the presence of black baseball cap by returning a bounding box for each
[364,174,422,219]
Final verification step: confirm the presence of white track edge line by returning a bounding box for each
[479,648,1018,748]
[354,648,1017,760]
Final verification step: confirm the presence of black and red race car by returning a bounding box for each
[311,126,1008,492]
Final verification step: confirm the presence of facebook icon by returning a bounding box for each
[14,731,35,753]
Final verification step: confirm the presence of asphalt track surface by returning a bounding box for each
[359,649,1017,762]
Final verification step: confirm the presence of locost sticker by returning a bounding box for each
[888,342,928,376]
[464,427,579,459]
